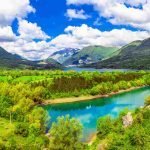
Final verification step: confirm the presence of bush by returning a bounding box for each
[97,116,113,138]
[49,115,84,150]
[145,96,150,106]
[15,123,29,137]
[128,126,147,147]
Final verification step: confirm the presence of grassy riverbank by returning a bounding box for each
[43,86,145,105]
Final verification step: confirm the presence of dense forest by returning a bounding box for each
[0,70,150,149]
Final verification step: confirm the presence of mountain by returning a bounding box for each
[63,46,118,66]
[39,58,63,69]
[88,38,150,69]
[0,46,27,68]
[50,48,79,64]
[0,46,63,69]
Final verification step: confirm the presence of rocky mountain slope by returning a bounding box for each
[63,46,118,66]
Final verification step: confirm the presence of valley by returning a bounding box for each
[1,1,150,149]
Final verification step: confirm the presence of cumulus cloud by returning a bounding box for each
[0,22,52,60]
[66,0,150,31]
[66,9,90,20]
[0,0,35,26]
[0,24,149,60]
[0,0,53,60]
[18,20,50,41]
[0,26,16,42]
[0,38,53,60]
[50,24,150,49]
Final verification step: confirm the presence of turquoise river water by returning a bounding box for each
[44,87,150,142]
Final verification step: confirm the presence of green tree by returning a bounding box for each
[49,115,83,150]
[145,96,150,106]
[28,107,49,135]
[97,116,113,138]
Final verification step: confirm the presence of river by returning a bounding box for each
[64,67,136,72]
[43,87,150,142]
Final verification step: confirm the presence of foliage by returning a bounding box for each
[0,69,149,149]
[49,115,84,150]
[145,96,150,106]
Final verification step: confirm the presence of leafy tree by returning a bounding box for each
[145,96,150,106]
[28,107,49,135]
[49,115,84,150]
[0,96,13,118]
[97,116,113,138]
[14,123,29,137]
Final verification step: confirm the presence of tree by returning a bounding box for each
[14,123,29,137]
[0,96,13,118]
[49,115,83,150]
[145,96,150,106]
[97,116,113,138]
[28,107,49,135]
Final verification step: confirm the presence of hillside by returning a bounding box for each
[0,46,63,69]
[87,38,150,69]
[63,46,118,66]
[39,57,64,69]
[50,48,79,64]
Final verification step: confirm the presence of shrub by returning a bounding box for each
[97,116,113,138]
[15,123,29,137]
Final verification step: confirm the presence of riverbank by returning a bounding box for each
[43,86,146,105]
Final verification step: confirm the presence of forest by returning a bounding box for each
[0,70,150,149]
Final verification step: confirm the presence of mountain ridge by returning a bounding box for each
[50,48,80,64]
[86,38,150,69]
[0,46,63,69]
[63,45,118,66]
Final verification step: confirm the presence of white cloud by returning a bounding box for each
[0,0,35,26]
[0,23,52,60]
[66,9,90,20]
[0,24,149,60]
[66,0,150,31]
[0,26,16,42]
[0,0,52,60]
[50,24,150,49]
[0,38,53,60]
[18,20,50,41]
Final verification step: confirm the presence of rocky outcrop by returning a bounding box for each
[122,112,133,128]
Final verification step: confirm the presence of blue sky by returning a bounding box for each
[15,0,139,37]
[0,0,149,60]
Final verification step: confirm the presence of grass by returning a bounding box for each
[0,76,9,82]
[13,76,46,82]
[0,75,50,83]
[0,117,27,146]
[0,117,14,137]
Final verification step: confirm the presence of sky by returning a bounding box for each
[0,0,150,60]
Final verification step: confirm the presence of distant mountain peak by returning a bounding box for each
[49,48,80,64]
[63,45,118,66]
